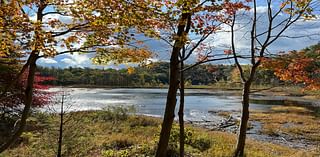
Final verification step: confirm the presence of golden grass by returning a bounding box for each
[251,106,320,143]
[1,110,318,157]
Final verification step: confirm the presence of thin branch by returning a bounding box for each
[250,0,257,64]
[259,0,274,57]
[255,3,286,38]
[231,14,246,82]
[52,23,88,37]
[159,36,174,47]
[271,34,320,39]
[265,5,308,48]
[183,30,214,61]
[38,48,95,58]
[43,11,69,16]
[181,55,252,72]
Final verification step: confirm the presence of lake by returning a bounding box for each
[45,88,279,121]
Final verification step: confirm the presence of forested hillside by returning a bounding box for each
[38,62,281,87]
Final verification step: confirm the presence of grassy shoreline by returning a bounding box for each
[1,109,319,157]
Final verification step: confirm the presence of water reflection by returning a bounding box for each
[45,88,276,121]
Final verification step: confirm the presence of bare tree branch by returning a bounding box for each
[43,11,69,16]
[52,23,88,37]
[181,55,252,72]
[250,0,257,64]
[231,14,246,82]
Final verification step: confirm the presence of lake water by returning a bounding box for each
[45,88,278,121]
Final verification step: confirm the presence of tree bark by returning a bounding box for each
[0,53,38,153]
[234,64,258,157]
[178,59,185,157]
[155,13,190,157]
[233,81,251,157]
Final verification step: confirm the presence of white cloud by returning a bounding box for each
[250,6,269,14]
[61,58,78,65]
[205,6,320,56]
[64,52,91,65]
[205,23,250,51]
[55,52,94,68]
[44,14,73,24]
[37,58,58,64]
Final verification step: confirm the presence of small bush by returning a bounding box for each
[100,106,135,122]
[166,143,179,157]
[153,125,212,155]
[102,137,134,150]
[169,125,193,143]
[189,136,211,151]
[128,116,159,127]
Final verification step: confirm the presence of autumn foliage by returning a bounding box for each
[263,45,320,90]
[1,68,54,110]
[92,48,153,65]
[0,59,54,115]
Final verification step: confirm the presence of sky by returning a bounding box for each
[35,1,320,69]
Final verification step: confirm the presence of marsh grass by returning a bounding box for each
[1,107,318,157]
[251,106,320,144]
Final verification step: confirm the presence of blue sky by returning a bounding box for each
[36,1,320,68]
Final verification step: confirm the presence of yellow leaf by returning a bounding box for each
[127,67,135,74]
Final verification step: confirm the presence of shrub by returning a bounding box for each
[102,137,134,150]
[128,116,159,127]
[99,106,135,122]
[189,136,211,151]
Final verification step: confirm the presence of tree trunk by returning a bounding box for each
[155,13,190,157]
[155,40,180,157]
[0,3,44,152]
[233,81,251,157]
[57,92,64,157]
[178,60,185,157]
[0,53,38,153]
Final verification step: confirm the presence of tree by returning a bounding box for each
[0,0,161,152]
[178,45,186,157]
[153,0,257,155]
[225,0,313,156]
[56,90,65,157]
[0,61,54,149]
[263,44,320,90]
[0,53,54,119]
[154,0,251,156]
[155,11,191,157]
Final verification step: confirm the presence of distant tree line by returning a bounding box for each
[38,62,281,87]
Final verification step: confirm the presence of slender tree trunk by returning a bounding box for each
[233,63,263,157]
[57,92,64,157]
[155,40,180,157]
[233,81,251,157]
[233,60,259,157]
[178,60,185,157]
[0,53,38,153]
[155,13,190,157]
